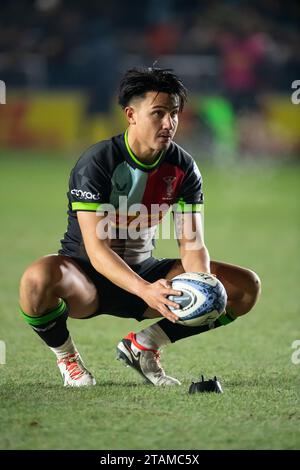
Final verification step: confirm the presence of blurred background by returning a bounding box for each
[0,0,299,159]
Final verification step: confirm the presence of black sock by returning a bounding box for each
[20,299,70,348]
[157,310,236,343]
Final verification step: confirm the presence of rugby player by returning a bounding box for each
[19,67,261,387]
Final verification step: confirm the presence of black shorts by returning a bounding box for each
[70,256,177,322]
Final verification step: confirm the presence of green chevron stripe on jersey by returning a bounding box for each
[124,129,164,170]
[110,162,149,207]
[71,202,101,211]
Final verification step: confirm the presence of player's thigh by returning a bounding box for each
[54,255,100,318]
[210,260,261,302]
[164,259,185,279]
[20,254,99,318]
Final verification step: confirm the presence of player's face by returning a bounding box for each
[127,92,180,152]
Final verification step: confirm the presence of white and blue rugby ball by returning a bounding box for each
[168,272,227,327]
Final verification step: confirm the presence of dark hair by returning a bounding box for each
[118,67,187,112]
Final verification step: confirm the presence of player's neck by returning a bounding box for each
[126,129,162,164]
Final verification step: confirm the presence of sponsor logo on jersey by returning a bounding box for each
[71,189,101,200]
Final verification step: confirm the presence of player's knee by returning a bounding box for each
[247,269,261,302]
[239,270,261,316]
[19,266,53,314]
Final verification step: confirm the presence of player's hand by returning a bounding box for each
[140,279,182,323]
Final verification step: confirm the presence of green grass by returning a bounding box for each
[0,152,299,449]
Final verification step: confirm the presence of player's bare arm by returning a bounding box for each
[78,211,181,322]
[175,212,210,274]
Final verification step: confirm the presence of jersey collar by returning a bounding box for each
[123,129,166,172]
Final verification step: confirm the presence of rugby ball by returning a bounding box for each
[168,272,227,327]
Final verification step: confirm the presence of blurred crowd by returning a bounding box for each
[0,0,299,157]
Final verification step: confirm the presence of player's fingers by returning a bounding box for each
[159,287,181,297]
[163,312,177,323]
[158,279,172,289]
[158,304,178,323]
[164,288,182,297]
[163,306,179,322]
[158,292,180,308]
[164,297,181,309]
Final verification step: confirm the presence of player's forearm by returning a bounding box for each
[180,245,211,274]
[89,244,149,296]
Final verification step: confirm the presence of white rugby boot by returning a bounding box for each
[116,332,181,386]
[57,351,96,387]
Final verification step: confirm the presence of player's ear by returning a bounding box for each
[124,106,136,125]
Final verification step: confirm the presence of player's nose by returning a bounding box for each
[162,114,173,130]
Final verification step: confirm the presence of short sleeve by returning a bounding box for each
[69,156,111,212]
[173,160,204,213]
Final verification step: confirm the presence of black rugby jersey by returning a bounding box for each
[59,131,203,264]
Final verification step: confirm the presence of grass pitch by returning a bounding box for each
[0,152,299,450]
